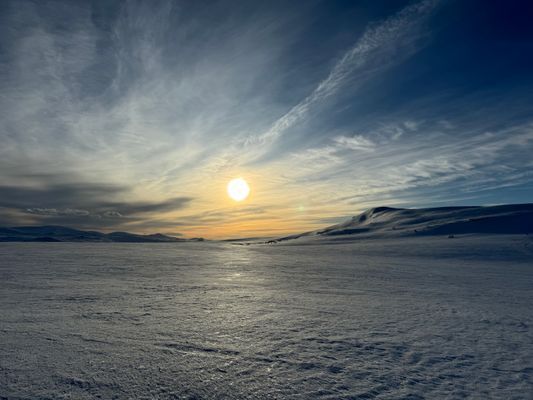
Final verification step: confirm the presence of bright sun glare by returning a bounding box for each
[227,178,250,202]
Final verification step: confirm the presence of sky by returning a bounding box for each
[1,0,532,239]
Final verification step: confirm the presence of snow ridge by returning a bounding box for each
[271,203,533,243]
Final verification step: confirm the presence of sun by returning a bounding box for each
[227,178,250,202]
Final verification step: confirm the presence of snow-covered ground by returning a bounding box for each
[1,236,532,399]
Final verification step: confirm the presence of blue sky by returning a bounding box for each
[0,0,532,238]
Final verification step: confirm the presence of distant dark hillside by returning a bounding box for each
[0,226,204,243]
[269,203,533,243]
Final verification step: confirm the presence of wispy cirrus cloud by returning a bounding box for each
[277,121,533,212]
[333,135,376,151]
[246,0,439,148]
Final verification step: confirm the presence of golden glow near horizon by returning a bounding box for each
[227,178,250,202]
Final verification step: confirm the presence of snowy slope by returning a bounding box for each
[272,204,533,242]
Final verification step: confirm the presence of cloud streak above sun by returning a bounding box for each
[0,0,532,238]
[250,0,439,147]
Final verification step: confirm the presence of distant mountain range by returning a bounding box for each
[0,226,204,242]
[268,203,533,243]
[2,204,532,243]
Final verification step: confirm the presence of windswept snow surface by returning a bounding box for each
[1,237,533,399]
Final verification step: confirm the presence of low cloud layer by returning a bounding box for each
[0,182,192,230]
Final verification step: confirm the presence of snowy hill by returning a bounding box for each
[270,203,533,243]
